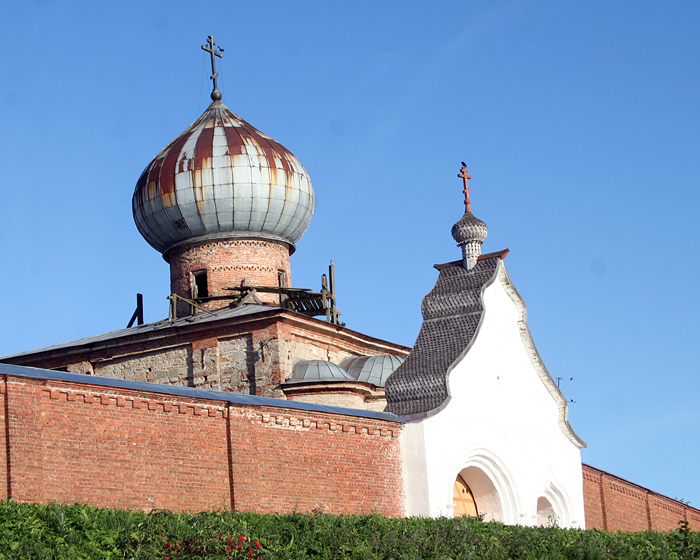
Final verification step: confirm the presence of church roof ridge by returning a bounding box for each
[433,249,510,270]
[1,304,411,363]
[0,304,277,360]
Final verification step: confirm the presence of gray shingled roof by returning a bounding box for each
[385,257,500,416]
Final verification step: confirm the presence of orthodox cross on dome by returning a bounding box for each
[201,35,224,101]
[458,162,473,213]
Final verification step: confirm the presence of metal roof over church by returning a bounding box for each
[0,304,277,360]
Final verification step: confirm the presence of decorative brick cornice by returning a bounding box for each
[228,407,400,438]
[584,463,700,524]
[211,264,277,273]
[582,470,600,484]
[42,388,226,419]
[650,496,685,515]
[608,481,647,502]
[170,237,290,255]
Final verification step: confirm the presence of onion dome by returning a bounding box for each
[340,355,406,387]
[132,100,315,254]
[451,213,488,246]
[287,360,352,383]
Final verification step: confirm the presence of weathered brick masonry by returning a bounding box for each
[2,309,409,401]
[583,464,700,531]
[0,366,404,515]
[167,238,293,314]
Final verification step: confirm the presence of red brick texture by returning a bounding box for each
[583,464,700,531]
[166,237,292,314]
[228,408,403,514]
[0,372,404,515]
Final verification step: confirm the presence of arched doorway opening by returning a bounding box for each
[537,496,556,526]
[454,466,503,521]
[453,474,478,517]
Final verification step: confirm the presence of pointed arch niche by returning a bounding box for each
[454,466,502,521]
[450,453,517,523]
[535,484,571,527]
[536,496,555,526]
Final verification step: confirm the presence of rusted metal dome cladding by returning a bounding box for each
[132,101,315,254]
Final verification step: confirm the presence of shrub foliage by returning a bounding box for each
[0,501,698,559]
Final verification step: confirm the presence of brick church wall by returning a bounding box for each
[3,311,410,405]
[0,368,404,516]
[583,464,700,531]
[92,345,191,384]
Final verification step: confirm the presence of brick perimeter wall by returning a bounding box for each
[0,373,404,515]
[229,408,402,514]
[583,464,700,531]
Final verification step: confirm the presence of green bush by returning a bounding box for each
[0,501,698,559]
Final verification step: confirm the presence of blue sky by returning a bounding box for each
[2,1,699,509]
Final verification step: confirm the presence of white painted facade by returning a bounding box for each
[401,260,586,528]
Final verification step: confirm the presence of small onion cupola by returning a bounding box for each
[340,355,406,387]
[287,360,353,383]
[131,36,315,314]
[451,163,487,270]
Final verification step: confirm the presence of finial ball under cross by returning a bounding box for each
[202,35,224,101]
[458,162,473,213]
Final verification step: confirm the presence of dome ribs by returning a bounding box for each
[221,117,247,156]
[157,130,192,208]
[132,101,314,253]
[193,124,215,170]
[192,122,215,225]
[227,114,295,234]
[221,119,253,231]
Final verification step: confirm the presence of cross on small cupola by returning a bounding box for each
[201,35,224,101]
[451,161,488,270]
[458,162,472,213]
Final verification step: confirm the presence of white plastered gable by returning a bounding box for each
[400,260,586,528]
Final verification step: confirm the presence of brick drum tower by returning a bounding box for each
[132,37,315,316]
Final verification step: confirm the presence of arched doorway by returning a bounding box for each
[453,474,478,517]
[537,496,557,527]
[454,466,503,521]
